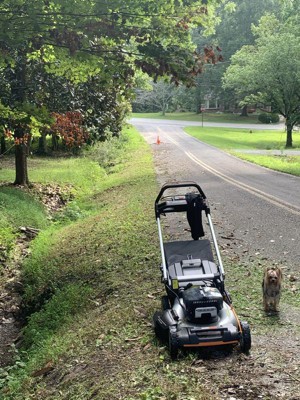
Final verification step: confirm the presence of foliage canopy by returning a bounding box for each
[0,0,224,184]
[223,12,300,147]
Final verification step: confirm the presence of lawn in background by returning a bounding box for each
[185,126,300,176]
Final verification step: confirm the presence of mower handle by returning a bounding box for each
[155,181,206,206]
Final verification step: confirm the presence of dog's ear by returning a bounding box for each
[276,267,283,280]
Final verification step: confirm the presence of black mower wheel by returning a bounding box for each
[153,312,168,342]
[168,328,179,360]
[153,312,163,338]
[161,295,170,310]
[240,321,251,354]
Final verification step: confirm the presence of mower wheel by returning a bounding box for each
[240,321,251,354]
[161,295,170,310]
[169,327,179,360]
[153,312,168,342]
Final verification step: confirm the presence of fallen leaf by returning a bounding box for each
[31,361,54,377]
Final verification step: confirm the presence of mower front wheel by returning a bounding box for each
[169,328,179,360]
[240,321,251,354]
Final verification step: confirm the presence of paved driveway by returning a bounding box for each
[131,118,300,269]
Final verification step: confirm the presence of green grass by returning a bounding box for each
[0,187,49,228]
[184,127,299,150]
[0,187,49,263]
[235,154,300,176]
[131,111,261,124]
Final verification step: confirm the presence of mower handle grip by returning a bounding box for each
[155,181,206,205]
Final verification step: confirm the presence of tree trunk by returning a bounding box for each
[52,133,59,150]
[14,143,29,185]
[285,119,293,148]
[11,50,30,185]
[38,132,48,154]
[240,105,248,117]
[14,124,29,186]
[0,135,6,154]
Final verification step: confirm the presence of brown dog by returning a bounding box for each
[262,267,283,312]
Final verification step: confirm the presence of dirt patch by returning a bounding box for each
[0,235,28,368]
[0,281,22,368]
[0,183,74,368]
[22,183,74,214]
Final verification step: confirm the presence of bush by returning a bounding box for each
[258,113,279,124]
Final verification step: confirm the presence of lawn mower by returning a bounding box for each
[153,181,251,359]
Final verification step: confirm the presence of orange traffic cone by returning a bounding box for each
[156,136,161,145]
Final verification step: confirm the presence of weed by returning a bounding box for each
[87,133,129,171]
[52,201,86,223]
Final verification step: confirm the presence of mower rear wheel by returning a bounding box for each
[240,321,251,354]
[169,328,179,360]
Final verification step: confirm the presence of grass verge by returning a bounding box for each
[234,154,300,176]
[185,126,300,176]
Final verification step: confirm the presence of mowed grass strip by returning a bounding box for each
[185,126,300,176]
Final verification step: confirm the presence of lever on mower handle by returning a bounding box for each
[155,181,206,206]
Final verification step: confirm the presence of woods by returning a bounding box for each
[0,0,221,185]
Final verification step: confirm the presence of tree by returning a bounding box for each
[191,0,281,113]
[223,14,300,147]
[0,0,223,185]
[133,81,178,115]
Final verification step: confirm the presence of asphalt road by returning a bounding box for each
[131,118,300,272]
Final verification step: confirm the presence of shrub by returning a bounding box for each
[258,113,279,124]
